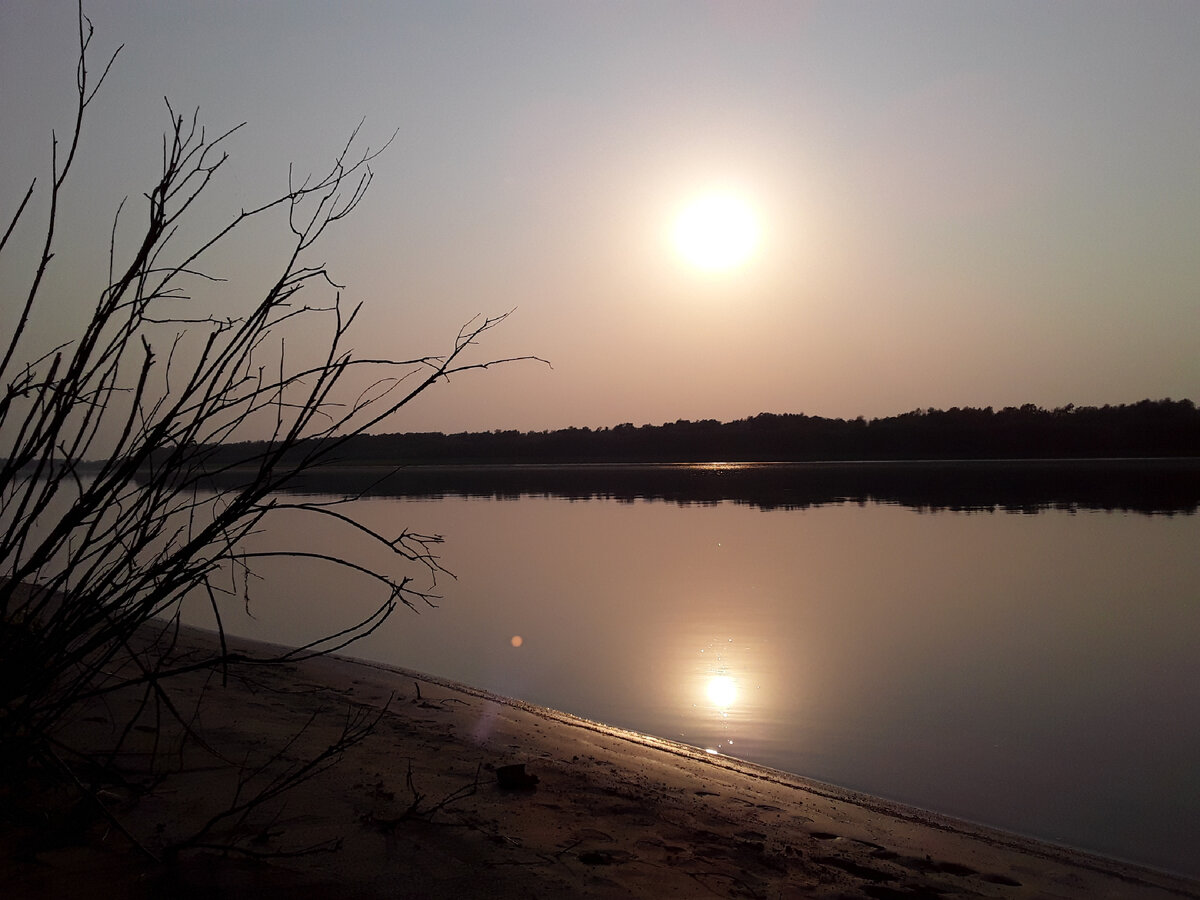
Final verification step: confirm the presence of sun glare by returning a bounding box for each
[672,192,760,272]
[706,674,738,708]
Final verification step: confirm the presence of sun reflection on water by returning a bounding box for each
[706,674,738,708]
[686,462,752,472]
[689,633,760,756]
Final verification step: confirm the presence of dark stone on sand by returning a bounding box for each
[496,763,539,791]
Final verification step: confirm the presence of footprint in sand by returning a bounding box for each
[812,855,897,884]
[983,873,1022,886]
[571,827,616,843]
[734,829,767,841]
[577,848,636,866]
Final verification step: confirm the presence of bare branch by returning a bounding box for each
[1,2,541,861]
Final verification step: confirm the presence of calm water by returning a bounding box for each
[184,487,1200,878]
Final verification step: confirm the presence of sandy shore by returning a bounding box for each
[4,625,1198,899]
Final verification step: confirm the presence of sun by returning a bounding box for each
[672,191,760,272]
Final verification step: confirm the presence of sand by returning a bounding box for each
[3,624,1197,899]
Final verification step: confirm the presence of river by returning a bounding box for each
[179,464,1200,878]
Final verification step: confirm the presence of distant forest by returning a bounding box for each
[222,397,1200,465]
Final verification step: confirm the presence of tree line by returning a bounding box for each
[204,397,1200,467]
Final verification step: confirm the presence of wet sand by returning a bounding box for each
[5,625,1198,898]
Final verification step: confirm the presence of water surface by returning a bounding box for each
[186,485,1200,878]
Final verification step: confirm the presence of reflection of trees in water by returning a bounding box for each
[228,460,1200,515]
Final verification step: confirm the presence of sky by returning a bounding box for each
[2,1,1198,436]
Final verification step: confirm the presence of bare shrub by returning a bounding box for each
[0,1,540,806]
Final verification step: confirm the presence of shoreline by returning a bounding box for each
[222,457,1200,514]
[7,624,1199,898]
[340,649,1200,887]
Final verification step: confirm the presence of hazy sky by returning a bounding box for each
[2,2,1198,434]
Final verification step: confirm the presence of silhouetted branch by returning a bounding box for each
[169,703,385,856]
[0,2,540,857]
